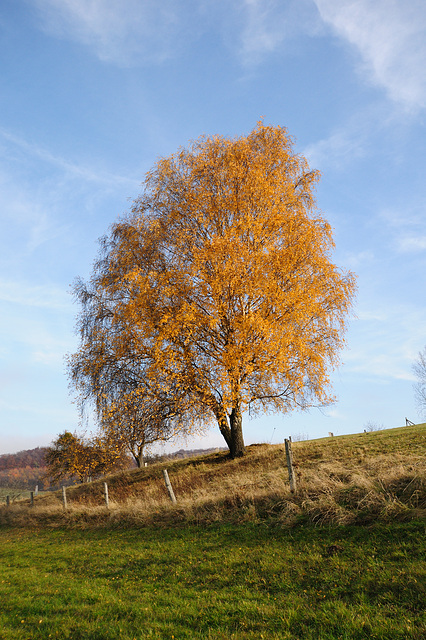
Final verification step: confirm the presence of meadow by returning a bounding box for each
[0,520,425,639]
[0,425,425,639]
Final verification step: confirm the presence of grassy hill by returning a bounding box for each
[1,423,424,529]
[0,425,425,639]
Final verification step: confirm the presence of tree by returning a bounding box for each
[101,390,193,467]
[44,431,126,483]
[413,347,426,418]
[69,122,356,458]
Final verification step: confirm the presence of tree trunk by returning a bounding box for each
[229,402,245,458]
[213,405,232,450]
[213,399,245,458]
[132,445,144,468]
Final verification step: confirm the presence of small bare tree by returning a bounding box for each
[363,421,384,432]
[413,347,426,418]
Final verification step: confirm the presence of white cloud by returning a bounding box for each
[33,0,181,65]
[32,348,68,366]
[324,408,345,420]
[398,237,426,253]
[379,208,426,254]
[0,127,139,266]
[344,304,426,382]
[0,278,77,370]
[341,251,375,271]
[32,0,324,68]
[237,0,320,64]
[0,303,75,369]
[313,0,426,110]
[0,128,137,189]
[238,0,292,62]
[304,125,367,170]
[0,279,71,309]
[240,0,282,58]
[30,0,426,104]
[302,103,384,169]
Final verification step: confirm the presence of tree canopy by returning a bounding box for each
[69,122,356,458]
[44,431,127,484]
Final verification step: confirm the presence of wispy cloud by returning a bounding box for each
[238,0,292,63]
[313,0,426,110]
[32,0,182,66]
[0,170,68,261]
[237,0,319,64]
[302,103,382,169]
[303,125,367,170]
[0,279,71,310]
[0,279,76,369]
[379,208,426,254]
[32,0,323,68]
[0,127,139,263]
[398,237,426,253]
[323,408,346,420]
[29,0,426,106]
[0,128,137,189]
[341,251,375,271]
[344,304,426,382]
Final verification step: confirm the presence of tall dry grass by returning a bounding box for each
[1,425,425,529]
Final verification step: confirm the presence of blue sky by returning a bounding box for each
[1,0,426,455]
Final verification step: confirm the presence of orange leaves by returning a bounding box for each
[69,122,356,458]
[44,431,126,483]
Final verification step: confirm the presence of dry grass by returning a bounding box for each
[1,424,425,529]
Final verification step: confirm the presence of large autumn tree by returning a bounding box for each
[69,123,356,458]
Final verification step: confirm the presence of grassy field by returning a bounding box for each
[0,520,425,639]
[0,425,425,638]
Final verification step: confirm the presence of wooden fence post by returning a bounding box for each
[284,438,297,493]
[30,491,34,506]
[103,482,109,509]
[62,486,68,510]
[163,469,177,503]
[6,495,10,507]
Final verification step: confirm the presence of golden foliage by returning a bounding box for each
[44,431,126,484]
[69,122,356,458]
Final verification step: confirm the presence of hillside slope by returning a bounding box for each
[1,424,425,528]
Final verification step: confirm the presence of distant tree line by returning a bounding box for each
[0,447,47,471]
[0,448,49,490]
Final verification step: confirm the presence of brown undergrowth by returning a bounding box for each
[1,424,425,529]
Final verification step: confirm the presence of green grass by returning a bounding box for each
[0,520,425,639]
[296,424,426,460]
[0,426,425,638]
